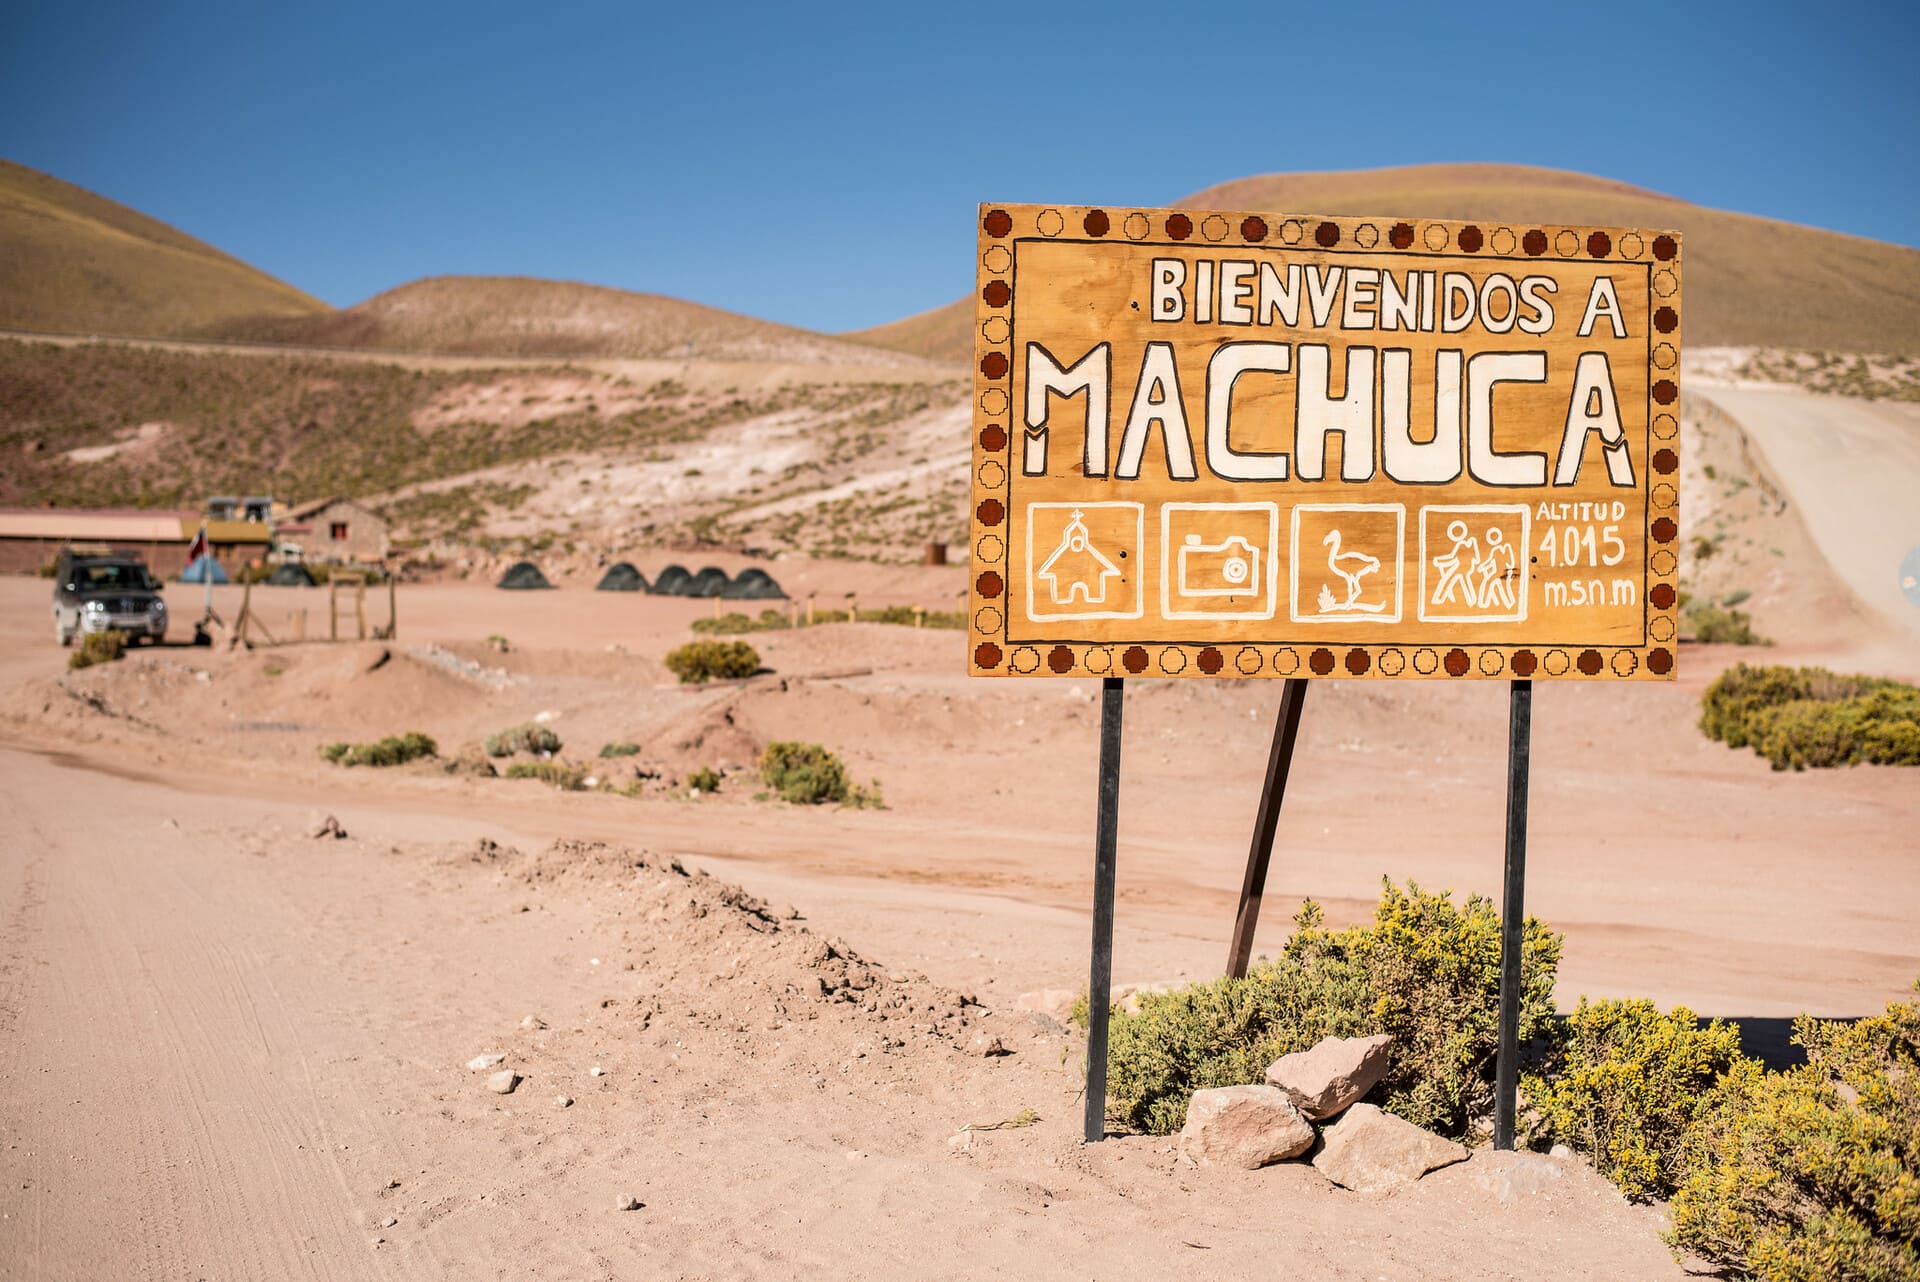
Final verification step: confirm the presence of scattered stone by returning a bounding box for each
[1470,1150,1569,1203]
[1550,1143,1576,1161]
[589,1065,605,1077]
[967,1032,1009,1057]
[467,1053,506,1071]
[1264,1034,1393,1120]
[1311,1103,1467,1193]
[616,1195,642,1211]
[308,815,348,840]
[947,1127,975,1152]
[521,1014,547,1030]
[486,1070,520,1095]
[1014,989,1078,1024]
[380,1216,397,1229]
[554,1095,573,1108]
[1177,1086,1315,1170]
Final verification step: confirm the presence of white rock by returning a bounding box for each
[1177,1085,1316,1170]
[1311,1103,1467,1193]
[616,1195,640,1211]
[554,1095,574,1108]
[380,1216,397,1229]
[467,1053,506,1071]
[589,1065,605,1077]
[486,1070,520,1095]
[1550,1143,1576,1161]
[967,1032,1009,1057]
[1264,1034,1394,1120]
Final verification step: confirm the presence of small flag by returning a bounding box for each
[187,523,209,564]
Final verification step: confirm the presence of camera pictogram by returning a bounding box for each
[1160,503,1279,621]
[1178,534,1260,597]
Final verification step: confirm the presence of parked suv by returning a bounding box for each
[51,550,168,646]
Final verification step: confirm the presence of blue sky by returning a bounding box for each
[3,1,1914,333]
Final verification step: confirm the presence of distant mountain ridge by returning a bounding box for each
[0,159,328,337]
[207,275,932,366]
[844,162,1920,359]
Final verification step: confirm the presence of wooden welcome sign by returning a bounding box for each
[967,204,1682,680]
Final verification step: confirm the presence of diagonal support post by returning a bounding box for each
[1084,676,1125,1143]
[1225,678,1310,978]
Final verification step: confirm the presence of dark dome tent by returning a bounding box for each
[686,566,731,598]
[497,560,554,590]
[266,563,316,587]
[595,562,649,592]
[649,564,693,596]
[720,567,787,600]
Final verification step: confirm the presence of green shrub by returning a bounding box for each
[691,609,791,635]
[503,760,587,790]
[320,731,436,767]
[1701,664,1920,770]
[687,765,722,793]
[68,629,128,669]
[1669,985,1920,1281]
[484,722,563,757]
[1104,882,1561,1135]
[1523,998,1751,1198]
[598,741,641,758]
[1684,603,1767,645]
[757,741,880,807]
[664,639,760,683]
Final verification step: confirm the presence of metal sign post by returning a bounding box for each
[1226,677,1310,978]
[1493,678,1533,1149]
[1083,676,1125,1142]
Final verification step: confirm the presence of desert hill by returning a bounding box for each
[210,275,933,367]
[846,162,1920,360]
[0,159,327,338]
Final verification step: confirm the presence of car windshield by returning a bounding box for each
[76,563,158,592]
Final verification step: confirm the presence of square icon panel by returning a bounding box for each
[1417,504,1531,623]
[1289,503,1405,624]
[1160,502,1280,620]
[1024,501,1144,622]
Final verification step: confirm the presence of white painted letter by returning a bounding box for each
[1151,259,1186,322]
[1116,342,1198,480]
[1024,342,1110,477]
[1219,261,1254,325]
[1466,351,1549,486]
[1294,344,1376,482]
[1304,265,1344,328]
[1381,349,1463,484]
[1258,261,1301,327]
[1578,276,1626,339]
[1441,273,1477,333]
[1517,276,1557,335]
[1205,342,1292,480]
[1554,352,1635,486]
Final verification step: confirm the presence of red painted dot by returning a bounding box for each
[1587,231,1612,258]
[1653,448,1678,474]
[1314,221,1340,248]
[1654,306,1678,333]
[1578,649,1603,676]
[1309,648,1335,675]
[1389,222,1415,249]
[1652,516,1677,543]
[1653,234,1677,261]
[982,280,1010,308]
[1459,226,1484,253]
[1649,583,1675,610]
[1523,229,1548,256]
[1652,379,1678,405]
[982,209,1013,238]
[974,642,1002,668]
[1198,647,1224,674]
[1240,216,1268,242]
[1122,645,1149,674]
[976,571,1003,598]
[1166,214,1192,240]
[979,351,1008,379]
[979,424,1006,451]
[1511,650,1537,677]
[1444,648,1470,677]
[976,498,1004,526]
[1345,648,1370,675]
[1048,645,1075,674]
[1083,209,1109,237]
[1649,647,1674,675]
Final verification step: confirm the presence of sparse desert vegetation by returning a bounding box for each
[1700,664,1920,770]
[66,629,127,670]
[664,639,760,684]
[319,731,437,767]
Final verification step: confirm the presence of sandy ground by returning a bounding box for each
[3,381,1919,1277]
